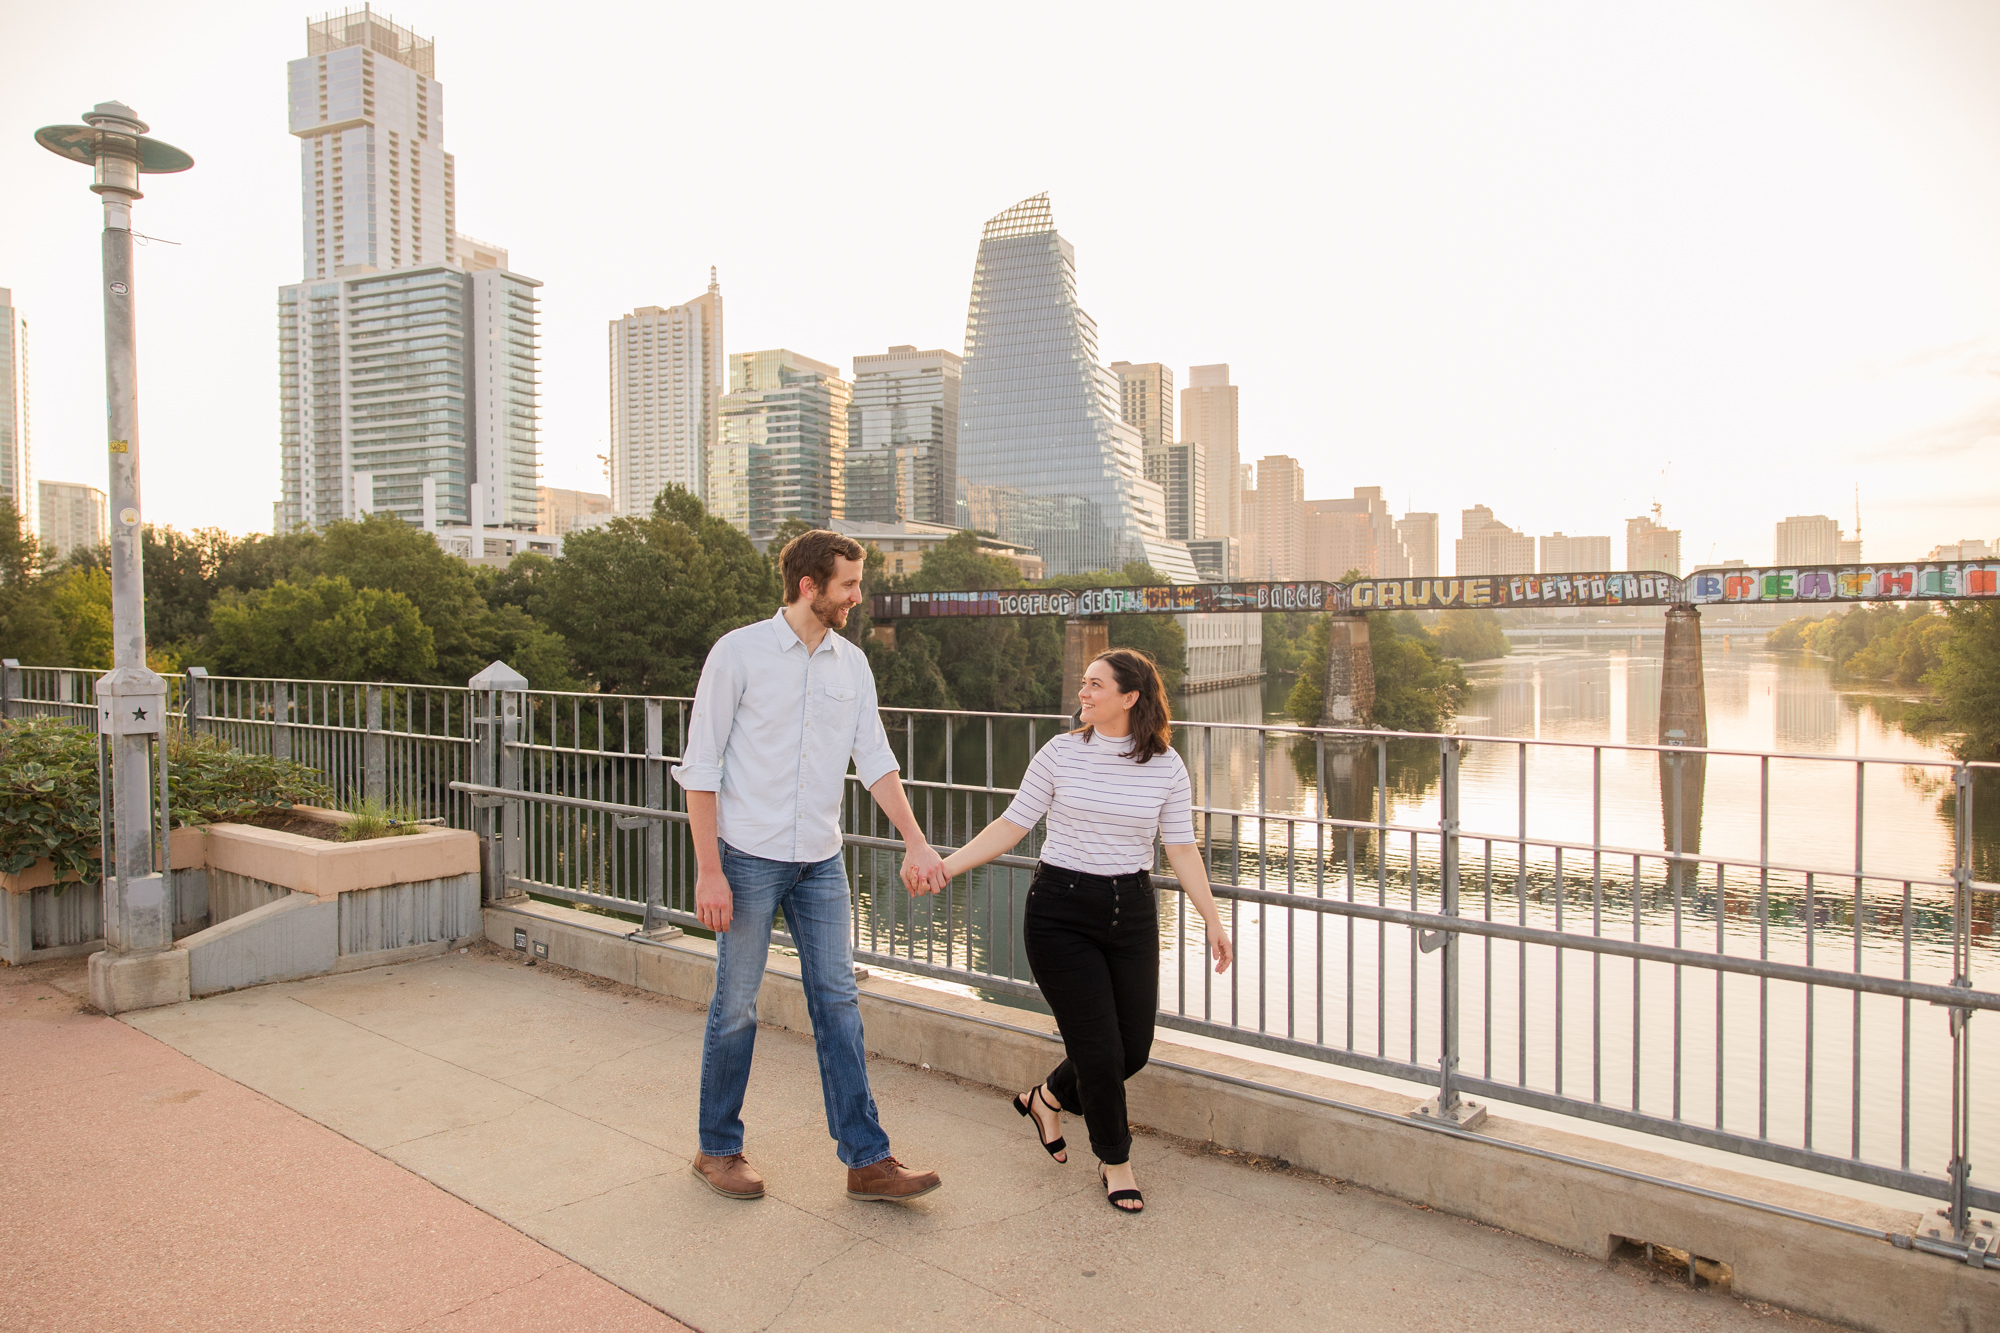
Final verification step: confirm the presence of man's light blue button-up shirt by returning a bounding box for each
[671,608,900,864]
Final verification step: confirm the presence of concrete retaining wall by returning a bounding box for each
[205,869,293,930]
[483,897,2000,1333]
[337,874,479,956]
[185,893,337,997]
[0,883,101,964]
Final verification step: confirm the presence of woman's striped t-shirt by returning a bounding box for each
[1000,730,1196,876]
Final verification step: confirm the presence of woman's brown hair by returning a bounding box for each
[1075,647,1173,763]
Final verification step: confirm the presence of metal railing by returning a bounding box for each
[4,659,1994,1260]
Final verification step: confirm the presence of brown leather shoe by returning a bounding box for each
[845,1155,941,1202]
[691,1152,765,1200]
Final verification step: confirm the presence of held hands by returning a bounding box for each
[900,841,949,897]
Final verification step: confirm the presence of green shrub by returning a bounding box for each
[335,797,425,843]
[0,718,335,886]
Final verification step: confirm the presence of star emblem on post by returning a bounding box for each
[132,706,147,721]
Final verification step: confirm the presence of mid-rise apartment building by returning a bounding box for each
[846,346,959,526]
[1142,442,1207,544]
[714,350,849,542]
[1540,531,1612,573]
[38,481,102,564]
[1247,454,1305,579]
[608,274,724,517]
[0,289,28,534]
[1110,362,1173,451]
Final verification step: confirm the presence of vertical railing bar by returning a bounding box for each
[1851,761,1865,1161]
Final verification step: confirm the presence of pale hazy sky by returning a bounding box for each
[5,0,1999,567]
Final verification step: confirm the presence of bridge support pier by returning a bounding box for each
[1658,602,1708,868]
[1321,612,1375,727]
[1062,616,1109,719]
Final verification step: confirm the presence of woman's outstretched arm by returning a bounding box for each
[934,817,1034,886]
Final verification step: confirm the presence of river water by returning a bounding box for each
[867,638,1996,1214]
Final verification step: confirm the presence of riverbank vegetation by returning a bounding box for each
[1284,611,1467,731]
[1770,602,2000,759]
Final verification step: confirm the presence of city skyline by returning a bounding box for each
[5,0,2000,564]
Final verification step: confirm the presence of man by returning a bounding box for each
[673,529,947,1203]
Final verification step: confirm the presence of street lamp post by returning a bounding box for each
[36,103,193,1014]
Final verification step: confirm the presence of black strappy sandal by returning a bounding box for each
[1011,1084,1067,1162]
[1098,1162,1144,1213]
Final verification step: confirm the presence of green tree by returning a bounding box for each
[207,575,436,681]
[1042,562,1188,692]
[141,525,243,656]
[45,566,114,669]
[0,497,64,664]
[1916,603,2000,759]
[896,532,1061,712]
[1262,609,1317,676]
[1433,608,1510,661]
[1287,611,1465,731]
[532,486,777,695]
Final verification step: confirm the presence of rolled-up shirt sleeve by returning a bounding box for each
[671,640,743,793]
[850,667,900,790]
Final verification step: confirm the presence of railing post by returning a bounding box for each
[271,681,293,761]
[1947,764,1975,1242]
[0,658,17,720]
[640,698,678,939]
[183,667,207,736]
[1415,735,1485,1128]
[470,663,528,904]
[364,684,386,807]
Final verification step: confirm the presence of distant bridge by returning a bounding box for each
[868,560,1998,622]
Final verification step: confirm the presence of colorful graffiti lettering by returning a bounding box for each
[869,561,2000,619]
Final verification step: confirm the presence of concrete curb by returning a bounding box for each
[483,897,1998,1333]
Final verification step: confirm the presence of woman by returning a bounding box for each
[936,648,1232,1213]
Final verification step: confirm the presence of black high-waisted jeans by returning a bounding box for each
[1024,861,1158,1165]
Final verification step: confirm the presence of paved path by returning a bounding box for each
[0,955,686,1333]
[6,942,1836,1333]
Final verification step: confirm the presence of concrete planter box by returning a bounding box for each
[178,807,481,997]
[1,827,208,965]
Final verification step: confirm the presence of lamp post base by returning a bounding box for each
[88,946,189,1015]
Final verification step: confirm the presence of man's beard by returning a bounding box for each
[811,590,850,630]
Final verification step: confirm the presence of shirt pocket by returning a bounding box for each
[821,684,859,729]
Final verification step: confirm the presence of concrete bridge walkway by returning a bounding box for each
[0,946,1837,1333]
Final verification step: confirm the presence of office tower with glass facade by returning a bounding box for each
[0,290,27,535]
[1110,362,1173,450]
[1186,536,1237,581]
[1539,532,1612,573]
[714,349,849,542]
[278,263,543,532]
[38,481,106,563]
[290,9,455,280]
[1396,512,1439,578]
[846,345,959,526]
[1626,513,1683,575]
[1182,363,1238,540]
[956,195,1193,579]
[1142,442,1207,544]
[608,273,724,517]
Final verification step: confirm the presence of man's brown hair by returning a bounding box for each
[779,529,866,603]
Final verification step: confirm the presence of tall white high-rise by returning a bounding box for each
[1182,364,1238,540]
[276,14,542,535]
[608,274,724,516]
[289,8,454,280]
[0,289,28,536]
[38,481,105,564]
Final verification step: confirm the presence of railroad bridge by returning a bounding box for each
[871,559,1997,744]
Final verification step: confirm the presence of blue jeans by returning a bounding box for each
[697,842,892,1169]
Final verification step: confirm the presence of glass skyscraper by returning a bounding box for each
[956,195,1194,580]
[846,346,959,526]
[713,349,849,543]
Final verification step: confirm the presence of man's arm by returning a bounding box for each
[673,641,745,933]
[688,790,732,932]
[868,771,946,896]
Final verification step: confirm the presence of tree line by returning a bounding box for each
[0,487,1524,732]
[1771,602,2000,758]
